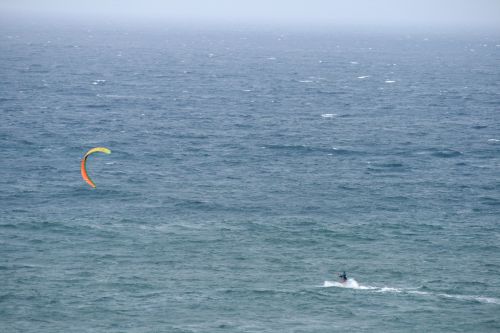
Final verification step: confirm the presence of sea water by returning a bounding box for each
[1,21,500,332]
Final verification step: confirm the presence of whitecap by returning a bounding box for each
[321,113,336,118]
[357,76,370,79]
[385,80,396,83]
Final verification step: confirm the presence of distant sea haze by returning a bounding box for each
[1,23,499,332]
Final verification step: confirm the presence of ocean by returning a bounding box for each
[1,21,500,332]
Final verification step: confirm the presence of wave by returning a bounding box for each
[322,280,500,305]
[262,144,364,156]
[430,149,462,158]
[479,197,500,206]
[367,162,408,173]
[316,90,348,95]
[472,125,488,129]
[84,104,110,109]
[98,94,154,100]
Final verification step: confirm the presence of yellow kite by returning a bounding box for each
[81,147,111,188]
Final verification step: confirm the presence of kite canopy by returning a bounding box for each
[81,147,111,188]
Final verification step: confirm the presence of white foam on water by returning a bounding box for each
[299,80,313,83]
[407,290,431,296]
[321,113,336,118]
[377,287,403,293]
[475,297,500,304]
[385,80,396,83]
[437,293,500,305]
[323,279,375,290]
[487,139,499,142]
[357,76,370,79]
[321,280,500,305]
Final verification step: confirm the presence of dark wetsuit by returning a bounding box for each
[339,272,347,282]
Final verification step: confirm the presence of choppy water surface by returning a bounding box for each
[1,22,500,332]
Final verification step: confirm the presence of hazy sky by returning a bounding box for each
[2,0,500,30]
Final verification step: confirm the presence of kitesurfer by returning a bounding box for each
[338,271,347,283]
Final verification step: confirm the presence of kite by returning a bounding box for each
[81,147,111,188]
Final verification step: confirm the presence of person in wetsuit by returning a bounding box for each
[338,271,347,283]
